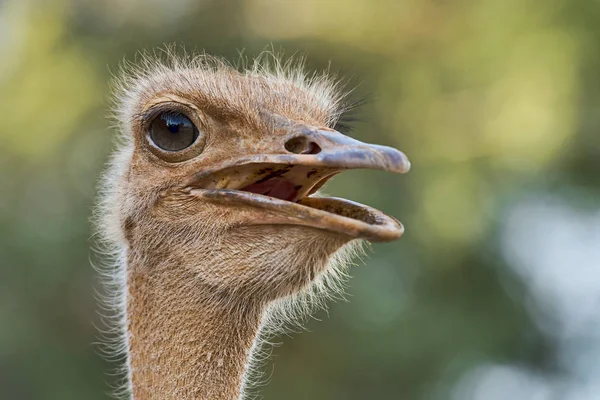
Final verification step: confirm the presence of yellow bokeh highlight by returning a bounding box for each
[243,0,458,54]
[482,31,579,170]
[0,3,99,159]
[419,168,490,246]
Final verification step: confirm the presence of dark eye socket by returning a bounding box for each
[149,112,199,151]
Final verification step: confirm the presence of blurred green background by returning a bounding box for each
[2,0,600,399]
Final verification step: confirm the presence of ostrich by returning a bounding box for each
[96,51,410,400]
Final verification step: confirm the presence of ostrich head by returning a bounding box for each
[99,52,410,399]
[107,54,409,302]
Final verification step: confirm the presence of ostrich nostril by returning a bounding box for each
[284,136,322,155]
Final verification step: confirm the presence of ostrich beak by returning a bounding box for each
[280,126,410,174]
[189,125,410,242]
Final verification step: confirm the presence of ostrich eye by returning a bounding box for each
[149,112,199,151]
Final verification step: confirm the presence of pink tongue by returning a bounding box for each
[241,178,298,201]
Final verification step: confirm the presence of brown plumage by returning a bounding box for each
[96,50,410,400]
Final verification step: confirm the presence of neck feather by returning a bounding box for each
[126,256,263,400]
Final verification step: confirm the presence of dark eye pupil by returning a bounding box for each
[167,123,179,134]
[150,112,198,151]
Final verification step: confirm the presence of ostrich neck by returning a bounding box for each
[126,256,263,400]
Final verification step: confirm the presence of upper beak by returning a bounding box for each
[191,125,410,189]
[281,126,411,174]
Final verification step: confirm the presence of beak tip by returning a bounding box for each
[402,158,411,173]
[391,150,411,174]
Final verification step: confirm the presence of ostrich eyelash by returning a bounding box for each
[139,104,191,124]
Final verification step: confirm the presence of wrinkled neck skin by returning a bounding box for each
[125,225,349,400]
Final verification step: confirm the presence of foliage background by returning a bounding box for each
[1,0,599,399]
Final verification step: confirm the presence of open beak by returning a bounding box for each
[188,125,410,242]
